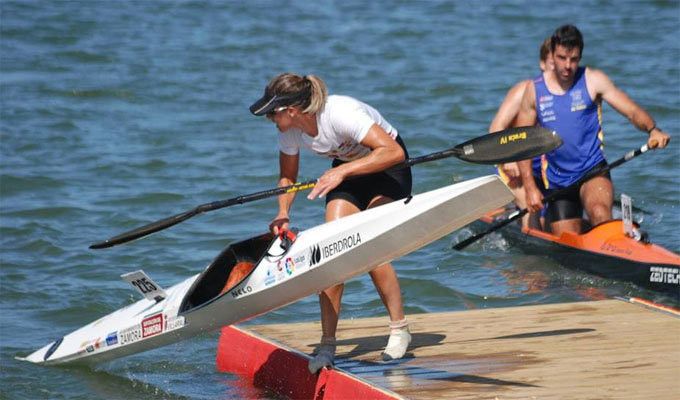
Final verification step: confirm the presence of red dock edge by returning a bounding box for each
[216,326,402,400]
[627,296,680,316]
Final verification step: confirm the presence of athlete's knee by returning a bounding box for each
[588,203,612,224]
[321,283,344,297]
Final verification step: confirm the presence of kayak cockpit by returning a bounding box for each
[179,232,274,313]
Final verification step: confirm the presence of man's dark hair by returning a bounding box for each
[551,24,584,57]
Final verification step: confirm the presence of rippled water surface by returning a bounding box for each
[2,1,679,398]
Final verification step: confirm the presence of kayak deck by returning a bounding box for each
[22,176,514,366]
[225,299,680,399]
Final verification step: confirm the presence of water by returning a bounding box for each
[1,1,678,398]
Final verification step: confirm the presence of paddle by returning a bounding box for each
[90,126,561,249]
[452,142,654,251]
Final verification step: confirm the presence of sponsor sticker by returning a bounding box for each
[165,315,185,331]
[321,232,362,259]
[570,90,586,112]
[309,244,322,267]
[287,182,315,193]
[309,232,363,268]
[142,313,164,338]
[105,332,118,346]
[80,337,101,350]
[275,258,287,281]
[293,253,307,268]
[264,267,276,286]
[600,243,633,256]
[650,267,680,284]
[119,324,142,345]
[499,131,527,145]
[284,257,295,275]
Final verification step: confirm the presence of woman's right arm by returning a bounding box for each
[270,151,300,235]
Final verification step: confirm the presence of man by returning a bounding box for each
[489,37,552,228]
[516,24,670,236]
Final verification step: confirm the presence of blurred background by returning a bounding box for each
[1,1,678,398]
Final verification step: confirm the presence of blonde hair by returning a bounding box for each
[265,73,328,114]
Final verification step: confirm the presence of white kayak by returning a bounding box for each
[21,175,512,365]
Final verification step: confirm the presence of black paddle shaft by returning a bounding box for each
[90,126,561,249]
[88,179,318,249]
[452,143,652,251]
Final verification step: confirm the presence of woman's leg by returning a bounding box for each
[320,199,361,337]
[366,195,411,360]
[308,198,360,373]
[366,195,405,322]
[368,264,405,321]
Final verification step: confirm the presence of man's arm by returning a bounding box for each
[515,81,545,213]
[489,80,531,180]
[489,80,531,133]
[587,68,670,148]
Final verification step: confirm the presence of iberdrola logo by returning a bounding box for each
[309,245,321,267]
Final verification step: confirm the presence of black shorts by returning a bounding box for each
[326,135,412,211]
[545,161,611,222]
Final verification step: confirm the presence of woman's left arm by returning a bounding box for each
[307,124,405,199]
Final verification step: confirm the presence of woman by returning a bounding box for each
[250,73,412,373]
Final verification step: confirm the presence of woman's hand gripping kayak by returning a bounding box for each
[307,125,405,201]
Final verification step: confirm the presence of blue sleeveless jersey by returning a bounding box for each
[534,67,604,188]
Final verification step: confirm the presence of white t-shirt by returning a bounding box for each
[278,95,398,161]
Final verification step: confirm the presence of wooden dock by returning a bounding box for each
[218,299,679,399]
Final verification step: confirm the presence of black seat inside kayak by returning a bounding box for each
[179,232,274,312]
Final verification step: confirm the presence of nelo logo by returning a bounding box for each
[231,285,253,298]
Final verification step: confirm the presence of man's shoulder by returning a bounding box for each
[584,66,614,95]
[584,66,611,83]
[505,79,532,98]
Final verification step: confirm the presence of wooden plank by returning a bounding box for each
[245,299,680,399]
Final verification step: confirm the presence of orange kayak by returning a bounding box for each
[478,209,680,297]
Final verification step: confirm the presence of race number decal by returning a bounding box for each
[121,270,167,302]
[621,193,633,237]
